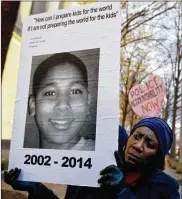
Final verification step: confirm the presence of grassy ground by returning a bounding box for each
[2,190,27,199]
[1,180,67,199]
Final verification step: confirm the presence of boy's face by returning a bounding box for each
[29,62,89,145]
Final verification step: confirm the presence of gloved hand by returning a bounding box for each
[98,151,124,188]
[98,165,124,188]
[4,168,40,194]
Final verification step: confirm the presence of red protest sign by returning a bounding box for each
[129,75,165,118]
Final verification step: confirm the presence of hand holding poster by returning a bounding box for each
[9,2,120,187]
[129,75,165,118]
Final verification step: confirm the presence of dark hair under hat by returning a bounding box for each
[130,117,173,156]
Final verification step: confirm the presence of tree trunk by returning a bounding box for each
[121,95,129,127]
[171,82,179,157]
[129,111,135,131]
[179,91,182,163]
[163,93,170,121]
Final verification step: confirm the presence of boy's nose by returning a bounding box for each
[54,97,70,111]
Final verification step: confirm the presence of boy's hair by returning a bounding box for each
[32,52,88,96]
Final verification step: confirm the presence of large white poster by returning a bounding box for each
[9,2,120,187]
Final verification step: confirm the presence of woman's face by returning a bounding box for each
[125,126,159,167]
[29,62,89,145]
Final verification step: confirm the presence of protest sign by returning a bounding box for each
[8,2,120,187]
[129,75,165,118]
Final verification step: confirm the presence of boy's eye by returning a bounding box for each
[70,89,83,95]
[44,91,56,96]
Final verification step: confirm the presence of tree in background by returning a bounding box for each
[120,1,181,147]
[169,3,182,157]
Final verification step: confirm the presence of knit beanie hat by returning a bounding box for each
[130,117,173,156]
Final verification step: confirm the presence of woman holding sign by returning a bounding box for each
[5,117,180,199]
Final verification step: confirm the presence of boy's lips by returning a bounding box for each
[49,118,74,130]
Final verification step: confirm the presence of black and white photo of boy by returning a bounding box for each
[24,49,100,151]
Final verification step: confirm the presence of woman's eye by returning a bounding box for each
[147,142,155,149]
[70,89,83,95]
[134,134,141,140]
[44,91,56,96]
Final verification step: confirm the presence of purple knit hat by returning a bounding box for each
[130,117,173,156]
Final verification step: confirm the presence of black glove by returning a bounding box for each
[98,151,124,188]
[4,168,40,194]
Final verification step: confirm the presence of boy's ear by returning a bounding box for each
[87,92,91,115]
[87,92,91,105]
[28,95,36,116]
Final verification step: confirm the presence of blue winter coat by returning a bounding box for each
[116,169,180,199]
[64,169,180,199]
[29,169,179,199]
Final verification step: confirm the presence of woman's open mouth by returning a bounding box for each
[49,118,74,130]
[128,153,140,160]
[127,153,140,164]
